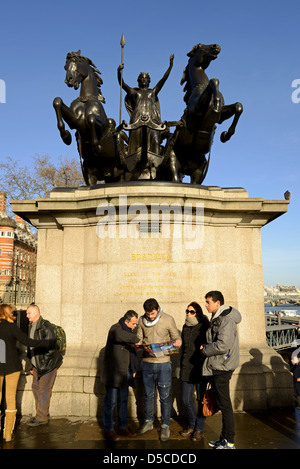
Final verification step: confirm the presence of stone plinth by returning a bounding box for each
[11,182,293,416]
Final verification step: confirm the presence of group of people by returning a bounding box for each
[0,303,63,441]
[103,291,242,450]
[0,291,241,449]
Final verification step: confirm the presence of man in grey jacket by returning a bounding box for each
[200,291,241,449]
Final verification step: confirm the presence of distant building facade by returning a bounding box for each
[264,284,300,299]
[0,192,37,305]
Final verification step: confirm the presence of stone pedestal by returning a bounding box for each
[11,182,293,416]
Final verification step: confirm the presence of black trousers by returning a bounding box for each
[211,371,235,443]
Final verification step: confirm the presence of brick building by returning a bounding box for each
[0,192,37,305]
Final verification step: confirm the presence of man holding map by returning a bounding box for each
[136,298,181,441]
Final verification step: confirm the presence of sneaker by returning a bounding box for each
[215,438,235,449]
[209,435,224,448]
[138,420,154,434]
[160,424,170,441]
[27,418,48,427]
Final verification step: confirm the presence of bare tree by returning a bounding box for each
[0,154,84,202]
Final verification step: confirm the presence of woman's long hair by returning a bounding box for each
[0,304,16,323]
[188,301,210,326]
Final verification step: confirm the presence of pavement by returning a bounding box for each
[1,407,300,455]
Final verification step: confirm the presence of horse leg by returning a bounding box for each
[82,160,99,186]
[190,169,203,185]
[169,149,180,183]
[209,78,221,111]
[53,97,72,145]
[219,102,243,142]
[87,114,103,156]
[195,78,220,111]
[190,158,208,185]
[192,78,221,130]
[191,85,213,117]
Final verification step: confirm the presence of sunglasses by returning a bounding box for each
[186,309,196,315]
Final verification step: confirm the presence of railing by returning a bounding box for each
[265,314,300,349]
[266,324,298,350]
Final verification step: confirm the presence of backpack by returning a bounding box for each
[48,322,67,356]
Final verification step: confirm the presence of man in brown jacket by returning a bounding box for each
[137,298,181,441]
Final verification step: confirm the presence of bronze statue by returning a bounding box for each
[169,43,243,184]
[53,50,126,185]
[117,55,174,179]
[53,43,242,186]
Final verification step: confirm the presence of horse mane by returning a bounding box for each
[180,64,191,105]
[180,44,202,104]
[66,50,105,103]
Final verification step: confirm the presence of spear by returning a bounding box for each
[119,33,125,125]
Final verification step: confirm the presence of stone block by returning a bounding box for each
[49,392,90,417]
[10,183,292,413]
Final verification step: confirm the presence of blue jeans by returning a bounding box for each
[140,361,172,426]
[102,384,129,432]
[181,381,206,431]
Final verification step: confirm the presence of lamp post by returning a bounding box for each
[14,276,19,307]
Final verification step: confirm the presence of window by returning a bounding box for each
[0,231,14,238]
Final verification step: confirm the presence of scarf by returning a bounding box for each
[119,318,139,374]
[212,304,230,321]
[185,315,199,327]
[142,307,161,327]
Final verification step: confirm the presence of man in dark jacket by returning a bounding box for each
[200,291,241,450]
[102,310,140,441]
[26,304,63,426]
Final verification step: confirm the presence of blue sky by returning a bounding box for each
[0,0,299,287]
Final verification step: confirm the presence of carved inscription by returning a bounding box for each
[114,252,180,298]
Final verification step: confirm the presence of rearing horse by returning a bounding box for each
[53,51,125,185]
[170,43,243,184]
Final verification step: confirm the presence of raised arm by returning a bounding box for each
[117,63,131,94]
[153,54,174,95]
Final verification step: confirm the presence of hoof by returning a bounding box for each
[220,131,230,142]
[61,130,72,145]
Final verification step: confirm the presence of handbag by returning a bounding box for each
[202,384,218,417]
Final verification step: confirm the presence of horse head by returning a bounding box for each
[186,43,221,70]
[171,42,242,184]
[64,51,104,101]
[64,50,87,90]
[181,43,222,105]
